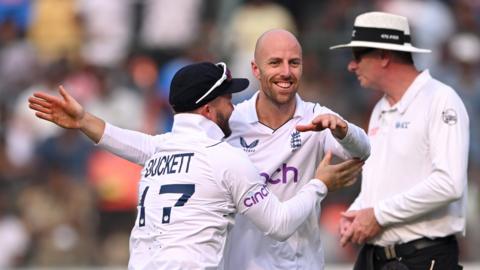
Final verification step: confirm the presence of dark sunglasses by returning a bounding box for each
[352,48,377,62]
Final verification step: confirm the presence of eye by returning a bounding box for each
[268,59,281,66]
[290,59,301,67]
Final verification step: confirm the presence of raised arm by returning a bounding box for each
[28,86,159,165]
[228,150,364,241]
[296,111,370,160]
[28,86,105,143]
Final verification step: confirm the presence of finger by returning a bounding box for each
[295,123,316,132]
[330,120,337,130]
[341,211,357,219]
[319,151,332,167]
[28,97,53,109]
[32,91,60,103]
[322,118,330,129]
[59,85,70,101]
[35,112,54,122]
[344,176,359,187]
[357,234,367,245]
[29,103,52,114]
[341,224,354,247]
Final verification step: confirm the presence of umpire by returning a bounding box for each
[331,12,469,270]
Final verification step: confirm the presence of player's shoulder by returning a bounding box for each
[205,141,253,170]
[231,98,253,123]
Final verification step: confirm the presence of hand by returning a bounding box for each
[341,208,382,245]
[296,114,348,139]
[315,151,364,191]
[339,214,353,247]
[28,85,85,129]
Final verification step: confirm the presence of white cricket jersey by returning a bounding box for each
[349,70,469,246]
[98,113,328,270]
[220,93,370,270]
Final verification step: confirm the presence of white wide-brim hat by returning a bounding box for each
[330,12,431,53]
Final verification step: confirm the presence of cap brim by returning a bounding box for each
[330,41,431,53]
[224,78,250,94]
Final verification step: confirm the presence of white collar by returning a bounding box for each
[379,69,431,114]
[172,113,225,141]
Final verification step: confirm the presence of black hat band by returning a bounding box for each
[352,26,411,45]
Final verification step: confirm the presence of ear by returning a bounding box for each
[251,60,260,80]
[198,104,214,121]
[380,50,391,68]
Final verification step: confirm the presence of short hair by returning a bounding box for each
[391,51,414,65]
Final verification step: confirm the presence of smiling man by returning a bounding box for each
[221,29,371,270]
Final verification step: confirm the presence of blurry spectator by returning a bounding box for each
[17,166,96,266]
[27,0,82,63]
[153,57,193,132]
[435,33,480,168]
[451,0,480,32]
[127,54,168,134]
[5,60,68,168]
[35,129,94,181]
[84,67,145,131]
[222,0,297,102]
[0,182,29,268]
[139,0,204,63]
[76,0,133,68]
[0,0,30,33]
[0,18,37,109]
[378,0,456,69]
[87,150,140,265]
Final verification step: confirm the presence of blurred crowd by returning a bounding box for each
[0,0,479,267]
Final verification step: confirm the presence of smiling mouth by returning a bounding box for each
[275,81,293,89]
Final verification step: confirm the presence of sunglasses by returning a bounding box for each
[196,62,229,104]
[352,48,377,62]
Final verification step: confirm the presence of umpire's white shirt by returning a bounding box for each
[349,70,469,246]
[221,93,370,270]
[99,113,328,270]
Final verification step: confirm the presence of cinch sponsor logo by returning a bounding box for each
[260,163,298,185]
[243,185,270,207]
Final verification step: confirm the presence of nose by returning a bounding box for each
[347,60,357,72]
[279,62,292,77]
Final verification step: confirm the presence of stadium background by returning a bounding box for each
[0,0,479,268]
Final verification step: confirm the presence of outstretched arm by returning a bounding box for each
[230,151,363,241]
[297,113,370,160]
[28,85,106,143]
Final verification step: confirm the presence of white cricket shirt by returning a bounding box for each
[349,70,469,246]
[99,113,328,270]
[221,93,371,270]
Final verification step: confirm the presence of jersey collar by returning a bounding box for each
[172,113,225,141]
[379,69,431,114]
[243,92,305,124]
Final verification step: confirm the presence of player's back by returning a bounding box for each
[128,131,238,270]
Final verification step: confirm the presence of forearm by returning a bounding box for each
[243,180,327,241]
[79,112,106,144]
[97,123,159,165]
[336,123,371,160]
[374,171,467,226]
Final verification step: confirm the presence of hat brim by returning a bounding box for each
[223,78,250,94]
[330,41,431,53]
